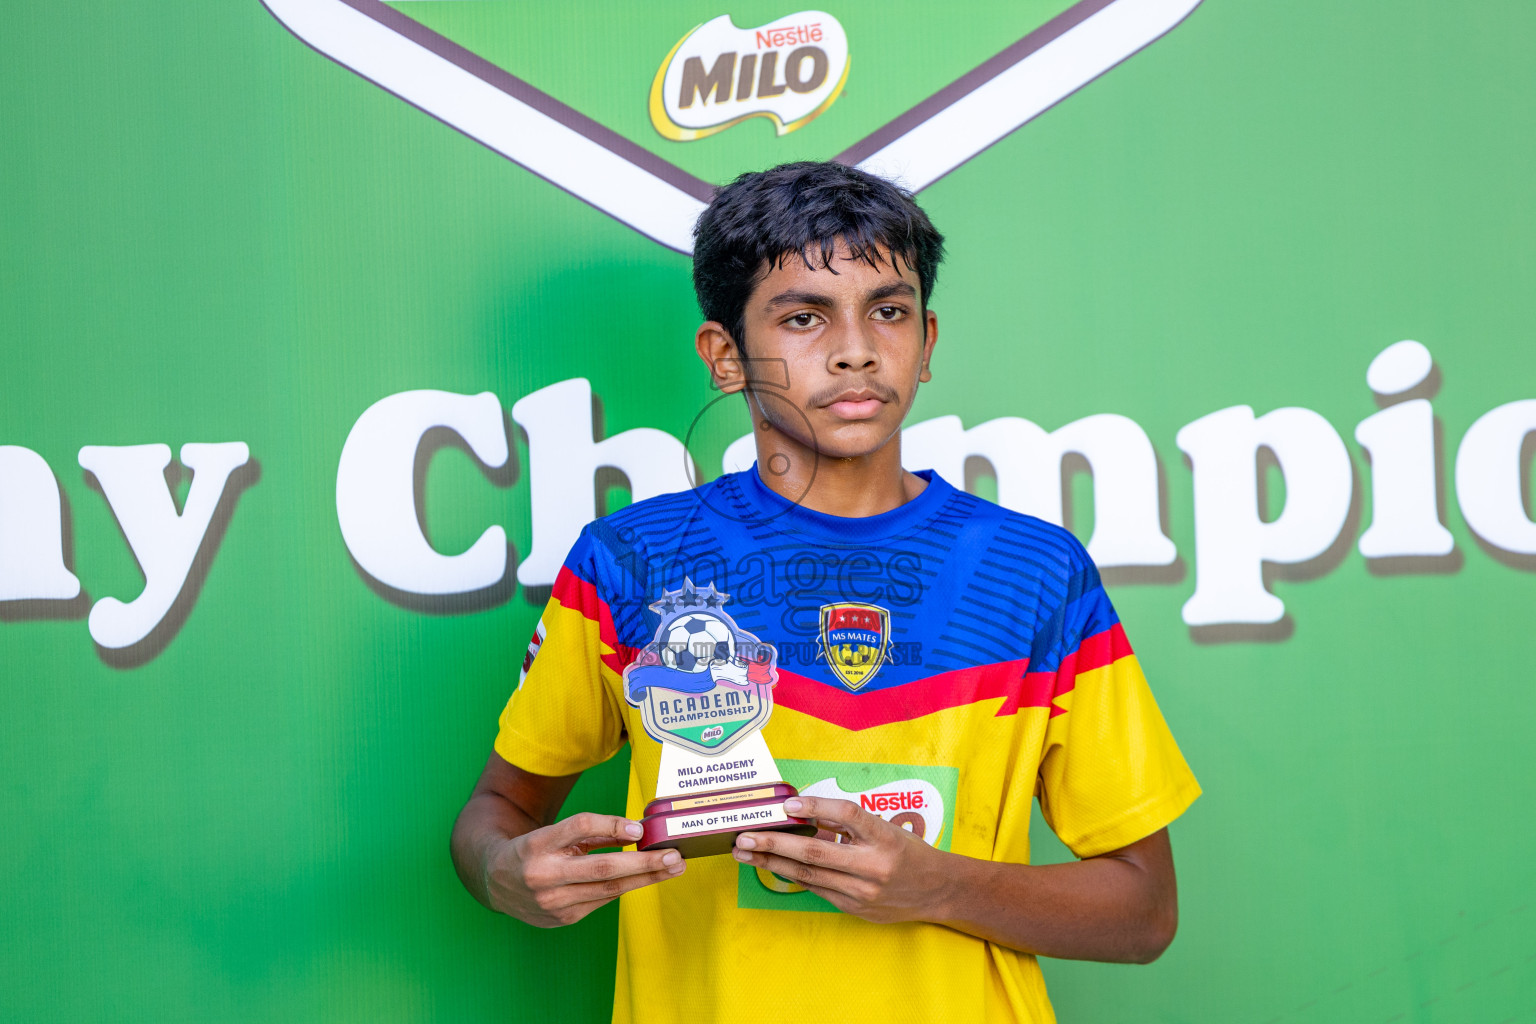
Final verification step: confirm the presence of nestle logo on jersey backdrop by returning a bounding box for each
[861,790,925,813]
[738,760,957,908]
[805,777,943,843]
[649,12,850,141]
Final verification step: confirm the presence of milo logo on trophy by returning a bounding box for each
[624,580,815,857]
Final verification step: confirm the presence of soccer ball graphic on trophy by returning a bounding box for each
[658,614,735,673]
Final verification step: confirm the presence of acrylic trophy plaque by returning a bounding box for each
[623,580,816,858]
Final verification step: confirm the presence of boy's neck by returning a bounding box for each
[752,436,927,519]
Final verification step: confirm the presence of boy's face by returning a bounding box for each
[697,241,938,464]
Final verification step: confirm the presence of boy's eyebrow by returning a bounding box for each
[762,281,917,311]
[865,282,917,301]
[762,289,836,310]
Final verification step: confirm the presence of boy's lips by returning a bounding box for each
[823,388,884,420]
[827,399,885,419]
[823,389,886,420]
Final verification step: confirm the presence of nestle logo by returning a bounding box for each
[861,790,925,812]
[755,23,823,49]
[651,12,849,141]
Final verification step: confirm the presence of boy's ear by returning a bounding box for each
[918,308,938,383]
[696,322,747,393]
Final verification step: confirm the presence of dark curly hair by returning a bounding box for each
[692,161,946,351]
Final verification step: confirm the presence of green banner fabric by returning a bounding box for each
[2,1,1533,1021]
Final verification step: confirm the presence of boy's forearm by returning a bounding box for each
[451,791,535,909]
[450,755,580,909]
[731,797,1179,963]
[928,830,1177,964]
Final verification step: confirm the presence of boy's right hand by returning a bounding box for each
[485,812,686,927]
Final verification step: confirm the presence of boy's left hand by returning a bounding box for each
[732,795,953,923]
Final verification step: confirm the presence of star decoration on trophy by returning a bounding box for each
[648,578,729,616]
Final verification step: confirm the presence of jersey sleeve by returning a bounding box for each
[493,526,630,777]
[1034,543,1201,858]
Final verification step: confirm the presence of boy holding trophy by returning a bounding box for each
[452,162,1200,1023]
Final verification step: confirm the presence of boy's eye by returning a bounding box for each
[788,313,818,327]
[873,305,905,321]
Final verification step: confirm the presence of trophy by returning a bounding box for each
[623,580,815,857]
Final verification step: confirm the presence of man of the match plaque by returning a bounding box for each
[622,580,816,858]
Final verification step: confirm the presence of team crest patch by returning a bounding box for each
[623,579,779,757]
[819,602,890,691]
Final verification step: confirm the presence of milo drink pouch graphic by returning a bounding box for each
[735,758,958,913]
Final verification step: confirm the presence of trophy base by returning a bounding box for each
[638,781,816,859]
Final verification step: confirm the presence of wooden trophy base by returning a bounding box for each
[637,781,816,858]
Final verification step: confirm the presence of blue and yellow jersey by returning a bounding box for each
[496,468,1200,1024]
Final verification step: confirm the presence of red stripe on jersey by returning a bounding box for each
[551,566,639,673]
[773,623,1131,730]
[774,661,1030,730]
[1060,622,1132,675]
[1017,622,1131,717]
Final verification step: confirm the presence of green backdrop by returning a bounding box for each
[2,1,1533,1021]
